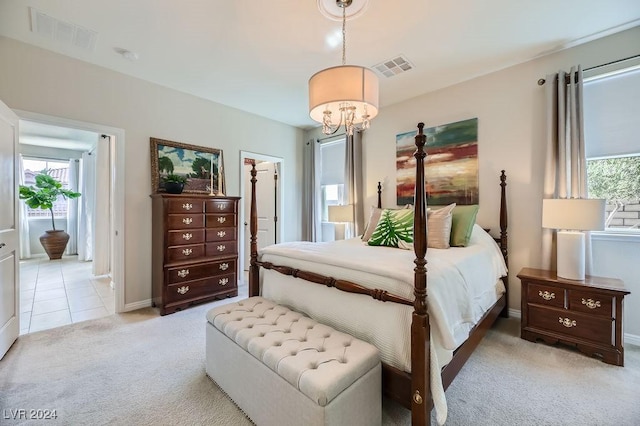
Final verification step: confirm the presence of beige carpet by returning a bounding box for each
[1,295,638,425]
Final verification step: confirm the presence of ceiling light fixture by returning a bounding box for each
[309,0,379,136]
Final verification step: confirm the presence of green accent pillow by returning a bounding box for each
[367,208,414,248]
[450,205,479,247]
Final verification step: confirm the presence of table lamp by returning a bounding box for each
[328,204,354,240]
[542,198,606,280]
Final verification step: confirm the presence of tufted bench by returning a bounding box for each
[205,296,381,426]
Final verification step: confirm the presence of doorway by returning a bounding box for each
[14,110,125,333]
[239,151,284,273]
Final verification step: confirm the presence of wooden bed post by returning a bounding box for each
[248,162,260,297]
[411,123,430,426]
[377,181,382,209]
[499,170,509,317]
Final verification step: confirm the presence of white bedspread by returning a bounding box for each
[260,225,506,352]
[258,225,507,425]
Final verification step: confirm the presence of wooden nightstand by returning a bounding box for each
[518,267,630,366]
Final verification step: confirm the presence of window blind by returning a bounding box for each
[584,67,640,159]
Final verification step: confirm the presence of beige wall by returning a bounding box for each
[356,26,640,339]
[0,36,305,307]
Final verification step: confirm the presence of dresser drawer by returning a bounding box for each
[205,213,236,228]
[166,273,237,303]
[167,199,204,214]
[206,227,236,242]
[166,244,205,262]
[206,241,237,258]
[526,283,564,308]
[166,259,235,284]
[168,229,205,246]
[528,305,613,345]
[568,290,613,318]
[167,214,205,229]
[206,199,237,213]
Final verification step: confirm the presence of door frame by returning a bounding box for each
[14,110,126,314]
[239,151,284,274]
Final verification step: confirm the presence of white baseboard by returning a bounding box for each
[625,333,640,347]
[503,308,640,348]
[123,299,152,312]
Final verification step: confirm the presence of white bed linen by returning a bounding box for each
[260,225,506,357]
[258,225,507,425]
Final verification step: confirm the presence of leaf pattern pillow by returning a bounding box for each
[367,208,414,248]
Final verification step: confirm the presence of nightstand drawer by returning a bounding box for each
[528,305,613,345]
[527,283,564,308]
[568,290,613,318]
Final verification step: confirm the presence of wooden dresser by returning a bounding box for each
[151,194,241,315]
[518,267,630,366]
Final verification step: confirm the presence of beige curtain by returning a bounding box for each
[542,66,592,273]
[345,131,365,238]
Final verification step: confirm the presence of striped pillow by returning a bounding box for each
[427,203,456,249]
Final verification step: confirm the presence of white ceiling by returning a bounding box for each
[1,1,639,130]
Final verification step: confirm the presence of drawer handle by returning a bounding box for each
[182,233,192,240]
[217,217,226,224]
[177,286,189,295]
[559,317,577,328]
[538,290,555,301]
[217,245,226,252]
[219,263,229,271]
[183,217,193,225]
[582,298,601,309]
[217,230,226,238]
[218,204,226,210]
[219,278,229,286]
[182,248,193,256]
[182,203,193,211]
[177,269,190,278]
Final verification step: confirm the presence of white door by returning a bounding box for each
[0,100,19,360]
[243,161,277,270]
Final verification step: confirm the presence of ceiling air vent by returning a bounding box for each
[372,55,414,78]
[29,7,98,51]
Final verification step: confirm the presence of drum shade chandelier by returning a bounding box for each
[309,0,379,136]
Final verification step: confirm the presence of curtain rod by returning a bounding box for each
[537,53,640,85]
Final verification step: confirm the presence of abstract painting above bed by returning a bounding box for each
[396,118,479,206]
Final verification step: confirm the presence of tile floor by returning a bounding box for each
[19,255,115,335]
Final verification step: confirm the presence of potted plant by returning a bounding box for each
[19,171,81,260]
[163,173,188,194]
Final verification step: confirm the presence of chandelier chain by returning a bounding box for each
[341,4,346,65]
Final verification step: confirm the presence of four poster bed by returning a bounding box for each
[248,123,509,425]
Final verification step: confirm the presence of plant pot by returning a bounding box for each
[39,230,70,260]
[164,182,185,194]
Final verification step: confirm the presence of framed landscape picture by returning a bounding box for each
[150,138,225,194]
[396,118,478,206]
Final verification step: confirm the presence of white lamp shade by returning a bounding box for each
[542,198,606,231]
[328,204,354,223]
[309,65,379,124]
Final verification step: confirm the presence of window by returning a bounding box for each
[22,158,71,218]
[318,137,346,241]
[584,65,640,232]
